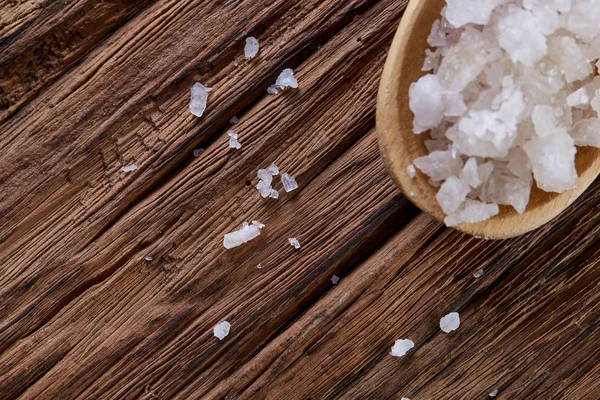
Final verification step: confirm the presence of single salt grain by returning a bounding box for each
[193,148,204,157]
[244,37,259,59]
[440,312,460,333]
[121,164,138,173]
[407,164,416,178]
[228,130,242,149]
[267,163,279,175]
[230,115,239,124]
[190,83,212,117]
[401,398,410,400]
[213,321,231,340]
[269,189,279,199]
[489,389,498,397]
[281,173,298,192]
[267,85,278,95]
[145,256,153,261]
[390,339,414,357]
[288,238,301,249]
[257,169,273,185]
[223,221,264,249]
[257,180,272,198]
[474,269,485,278]
[331,275,340,285]
[275,68,298,89]
[257,263,262,269]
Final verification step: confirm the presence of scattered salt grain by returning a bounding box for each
[213,321,231,340]
[489,389,498,397]
[331,275,340,285]
[121,164,138,173]
[407,164,416,178]
[268,68,298,94]
[145,256,153,261]
[228,130,242,149]
[269,189,279,199]
[267,85,279,95]
[288,238,301,249]
[401,398,410,400]
[267,163,279,175]
[244,37,260,59]
[223,221,264,249]
[193,148,204,157]
[474,269,485,278]
[440,312,460,333]
[390,339,414,357]
[230,115,239,124]
[257,263,263,269]
[281,173,298,192]
[189,82,211,117]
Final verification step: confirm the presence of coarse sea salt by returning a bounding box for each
[474,269,485,278]
[390,339,414,357]
[228,130,242,149]
[244,37,260,59]
[214,321,231,340]
[267,68,298,94]
[223,221,264,249]
[281,172,298,192]
[410,0,600,227]
[121,164,138,173]
[440,312,460,333]
[489,389,499,397]
[288,237,301,249]
[256,163,280,198]
[190,82,211,117]
[331,275,340,284]
[193,148,205,157]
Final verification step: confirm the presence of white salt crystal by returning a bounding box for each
[252,220,265,229]
[193,148,205,157]
[445,200,499,227]
[267,85,279,95]
[401,398,410,400]
[223,222,263,249]
[414,150,463,182]
[257,169,273,185]
[445,0,505,28]
[440,312,460,333]
[460,158,481,188]
[230,116,239,124]
[228,130,242,149]
[572,119,600,147]
[244,37,260,59]
[547,36,593,83]
[121,164,138,173]
[190,83,212,117]
[567,88,590,108]
[409,74,444,133]
[275,68,298,90]
[288,238,301,249]
[474,269,485,278]
[390,339,414,357]
[256,180,272,198]
[436,176,471,214]
[281,173,298,192]
[257,263,262,269]
[331,275,340,285]
[497,6,547,67]
[214,321,231,340]
[489,389,499,397]
[267,163,279,175]
[407,164,416,178]
[145,256,153,261]
[269,189,279,199]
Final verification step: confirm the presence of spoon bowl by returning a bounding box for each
[377,0,600,239]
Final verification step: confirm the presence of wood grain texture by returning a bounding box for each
[1,0,600,399]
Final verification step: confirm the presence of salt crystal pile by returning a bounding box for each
[281,172,298,192]
[121,164,138,173]
[440,312,460,333]
[223,221,264,249]
[244,37,260,59]
[410,0,600,227]
[228,130,242,149]
[390,339,414,357]
[190,82,211,117]
[288,237,301,249]
[267,68,298,94]
[256,163,279,198]
[213,321,231,340]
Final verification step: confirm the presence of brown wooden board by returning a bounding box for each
[1,0,600,399]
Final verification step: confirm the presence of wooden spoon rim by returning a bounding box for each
[376,0,600,239]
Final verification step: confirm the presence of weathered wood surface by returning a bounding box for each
[1,0,599,399]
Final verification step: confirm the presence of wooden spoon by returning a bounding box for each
[377,0,600,239]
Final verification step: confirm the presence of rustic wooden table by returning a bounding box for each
[1,0,599,399]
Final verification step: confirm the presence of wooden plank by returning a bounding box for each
[0,0,413,397]
[0,0,156,121]
[219,179,600,399]
[0,0,377,349]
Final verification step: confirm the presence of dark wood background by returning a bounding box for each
[1,0,599,399]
